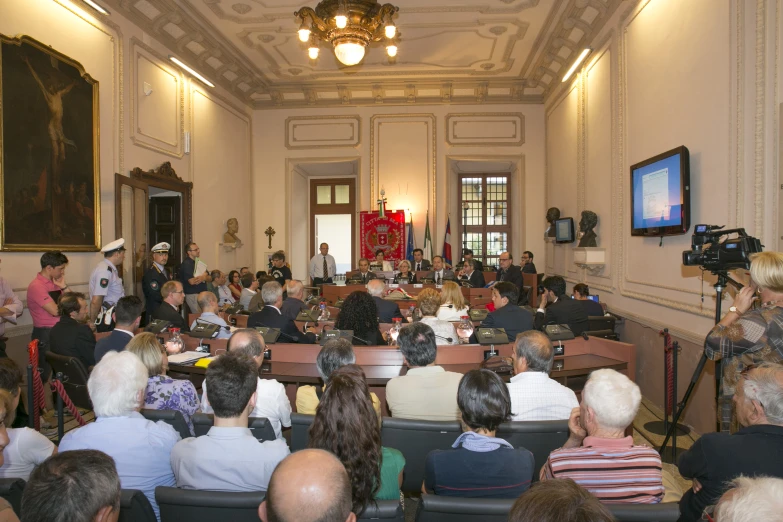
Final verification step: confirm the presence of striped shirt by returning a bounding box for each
[540,436,664,504]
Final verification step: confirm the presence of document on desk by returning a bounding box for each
[168,352,210,365]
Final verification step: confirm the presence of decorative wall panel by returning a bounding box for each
[285,116,360,149]
[445,113,525,146]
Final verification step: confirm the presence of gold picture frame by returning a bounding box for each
[0,34,101,251]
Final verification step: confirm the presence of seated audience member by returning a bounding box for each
[0,394,15,521]
[49,292,95,369]
[424,369,533,498]
[495,252,523,292]
[58,351,179,518]
[94,295,142,363]
[201,329,292,438]
[371,250,393,272]
[239,267,251,279]
[367,280,404,324]
[393,260,417,284]
[469,282,533,343]
[508,479,615,522]
[259,449,356,522]
[436,281,470,321]
[457,259,485,289]
[333,291,385,345]
[227,270,243,300]
[677,363,783,522]
[425,256,455,285]
[540,369,664,503]
[309,365,405,513]
[248,282,317,343]
[296,338,381,417]
[21,450,121,522]
[0,388,56,481]
[0,360,26,428]
[520,250,537,274]
[270,251,293,288]
[239,273,259,310]
[710,476,783,522]
[572,283,604,316]
[386,322,462,420]
[190,291,231,339]
[206,269,222,302]
[172,353,289,491]
[508,331,578,421]
[248,274,276,312]
[126,332,199,436]
[280,280,307,323]
[461,249,483,273]
[212,270,235,306]
[348,258,376,284]
[416,289,458,345]
[535,276,589,336]
[153,280,189,332]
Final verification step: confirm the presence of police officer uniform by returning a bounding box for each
[89,238,126,332]
[143,242,171,322]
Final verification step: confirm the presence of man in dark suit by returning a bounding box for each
[469,282,533,343]
[348,258,376,284]
[281,280,308,323]
[152,280,189,332]
[94,296,142,363]
[457,260,486,288]
[367,279,404,323]
[521,251,538,274]
[248,281,317,344]
[534,276,589,336]
[462,249,484,273]
[495,252,524,292]
[424,256,456,285]
[142,242,171,322]
[49,292,96,369]
[411,248,432,272]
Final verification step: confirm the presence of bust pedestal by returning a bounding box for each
[573,247,606,270]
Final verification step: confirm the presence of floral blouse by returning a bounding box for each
[145,375,200,436]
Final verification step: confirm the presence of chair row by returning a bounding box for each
[139,409,276,441]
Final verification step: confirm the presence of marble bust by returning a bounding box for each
[223,217,243,247]
[578,210,598,248]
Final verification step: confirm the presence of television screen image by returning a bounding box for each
[555,218,575,244]
[630,146,690,236]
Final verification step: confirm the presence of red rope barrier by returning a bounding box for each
[50,379,86,427]
[27,341,46,431]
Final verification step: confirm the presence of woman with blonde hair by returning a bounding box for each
[437,281,469,321]
[417,288,459,345]
[393,260,417,284]
[126,332,199,435]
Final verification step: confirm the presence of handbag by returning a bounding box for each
[480,356,513,375]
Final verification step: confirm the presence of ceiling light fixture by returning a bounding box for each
[294,0,400,67]
[562,48,592,83]
[169,56,215,88]
[82,0,110,15]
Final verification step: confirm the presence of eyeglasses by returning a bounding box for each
[701,504,716,522]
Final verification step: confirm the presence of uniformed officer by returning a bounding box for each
[143,242,170,322]
[89,238,126,332]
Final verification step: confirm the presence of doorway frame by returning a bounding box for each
[309,178,357,266]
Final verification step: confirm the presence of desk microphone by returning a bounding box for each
[582,332,589,341]
[434,333,454,344]
[195,318,232,331]
[250,321,305,343]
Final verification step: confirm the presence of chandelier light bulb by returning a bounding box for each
[298,27,311,42]
[308,46,320,60]
[335,14,348,29]
[386,44,398,57]
[385,25,396,39]
[334,41,366,66]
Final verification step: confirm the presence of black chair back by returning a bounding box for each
[496,420,569,480]
[358,500,404,521]
[588,315,616,331]
[140,409,191,439]
[415,495,512,522]
[291,413,314,451]
[608,503,681,522]
[583,329,619,340]
[192,413,276,442]
[380,418,462,493]
[43,352,91,409]
[119,489,157,522]
[156,486,265,522]
[0,478,24,516]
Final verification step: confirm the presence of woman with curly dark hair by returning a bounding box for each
[308,364,405,514]
[334,291,385,345]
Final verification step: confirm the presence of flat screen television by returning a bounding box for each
[630,145,690,236]
[555,217,575,244]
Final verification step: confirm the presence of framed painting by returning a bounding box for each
[0,34,100,251]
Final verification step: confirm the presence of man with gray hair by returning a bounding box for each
[190,291,231,339]
[58,351,179,518]
[248,281,316,343]
[367,279,404,323]
[295,338,381,417]
[280,280,307,323]
[711,476,783,522]
[200,329,292,439]
[540,369,664,503]
[508,331,578,421]
[21,450,121,522]
[678,362,783,522]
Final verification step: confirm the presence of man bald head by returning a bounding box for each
[259,449,355,522]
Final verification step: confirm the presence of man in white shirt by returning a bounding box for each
[508,330,578,421]
[200,329,292,438]
[309,243,337,286]
[171,352,289,491]
[239,273,259,310]
[212,270,235,306]
[190,292,231,339]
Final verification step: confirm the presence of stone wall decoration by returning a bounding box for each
[578,210,598,248]
[222,217,243,249]
[545,207,560,240]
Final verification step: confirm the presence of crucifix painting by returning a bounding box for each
[0,35,100,251]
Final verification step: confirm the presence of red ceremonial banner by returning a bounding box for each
[359,210,406,263]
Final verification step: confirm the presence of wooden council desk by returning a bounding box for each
[321,284,492,308]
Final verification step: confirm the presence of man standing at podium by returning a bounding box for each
[309,243,336,286]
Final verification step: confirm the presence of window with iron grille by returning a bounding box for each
[458,174,511,270]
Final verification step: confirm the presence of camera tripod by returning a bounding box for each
[659,271,741,455]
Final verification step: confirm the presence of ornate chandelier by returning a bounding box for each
[295,0,399,66]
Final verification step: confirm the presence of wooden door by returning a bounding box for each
[114,173,149,297]
[149,196,181,271]
[310,178,356,270]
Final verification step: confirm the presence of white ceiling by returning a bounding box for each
[103,0,621,108]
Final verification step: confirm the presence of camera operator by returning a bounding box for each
[705,252,783,432]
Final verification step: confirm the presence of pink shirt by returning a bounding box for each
[26,274,61,328]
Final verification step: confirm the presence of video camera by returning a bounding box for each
[682,224,763,272]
